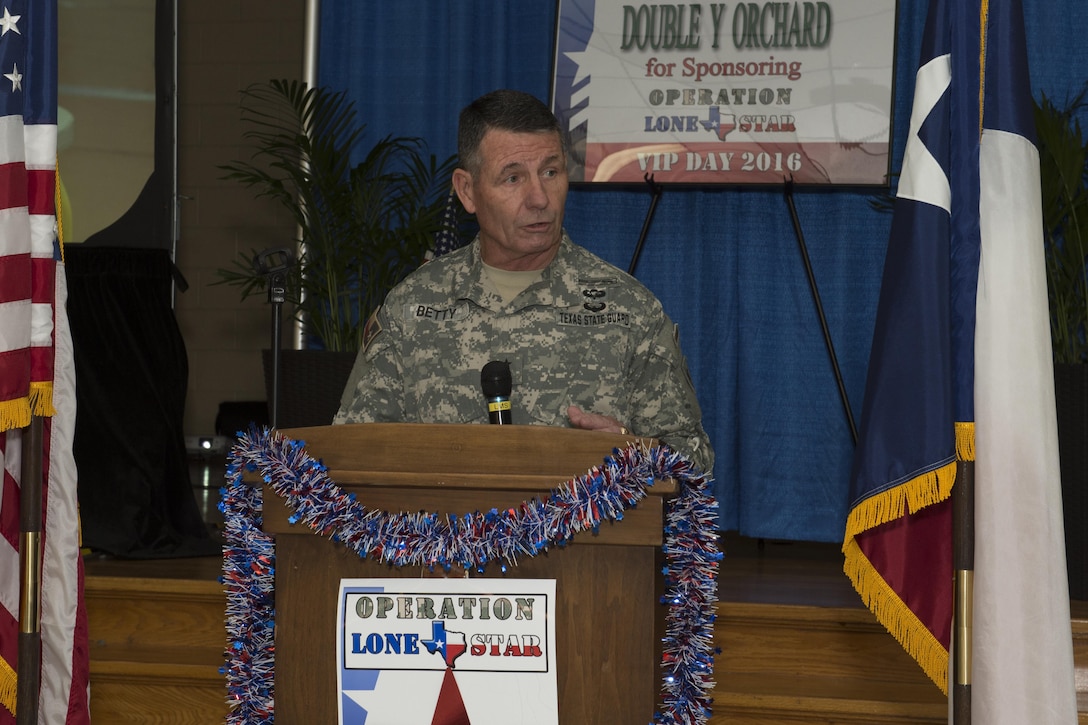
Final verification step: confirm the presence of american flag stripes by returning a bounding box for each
[0,0,90,722]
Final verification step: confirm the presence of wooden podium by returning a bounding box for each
[259,423,674,724]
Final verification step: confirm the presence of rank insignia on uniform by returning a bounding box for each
[578,276,618,289]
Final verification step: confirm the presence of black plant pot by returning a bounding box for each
[1056,362,1088,600]
[262,349,358,430]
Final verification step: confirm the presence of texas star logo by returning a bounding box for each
[422,621,467,668]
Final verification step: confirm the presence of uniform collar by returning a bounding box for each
[459,233,583,311]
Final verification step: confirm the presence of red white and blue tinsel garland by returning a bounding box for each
[220,426,721,724]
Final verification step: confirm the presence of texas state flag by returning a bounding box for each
[843,0,1078,722]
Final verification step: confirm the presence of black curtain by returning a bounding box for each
[66,246,217,558]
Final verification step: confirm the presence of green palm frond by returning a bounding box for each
[217,79,468,352]
[1035,88,1088,364]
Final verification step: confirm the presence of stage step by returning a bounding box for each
[84,551,1088,724]
[710,600,947,724]
[84,566,230,724]
[1073,605,1088,725]
[711,596,1088,725]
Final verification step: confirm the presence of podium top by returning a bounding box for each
[257,423,675,546]
[273,422,668,492]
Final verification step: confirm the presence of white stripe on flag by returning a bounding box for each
[30,301,53,347]
[23,123,56,169]
[0,114,25,164]
[0,506,16,617]
[38,263,86,722]
[973,126,1078,723]
[0,207,30,257]
[0,300,32,354]
[31,214,55,258]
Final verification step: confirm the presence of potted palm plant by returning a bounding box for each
[1036,90,1088,366]
[218,79,466,425]
[1034,88,1088,598]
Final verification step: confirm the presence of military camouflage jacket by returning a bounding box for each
[334,234,713,472]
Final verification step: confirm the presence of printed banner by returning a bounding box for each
[551,0,897,185]
[337,578,559,724]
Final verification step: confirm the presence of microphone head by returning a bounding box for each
[480,360,512,398]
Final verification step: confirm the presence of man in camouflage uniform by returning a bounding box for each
[335,89,713,472]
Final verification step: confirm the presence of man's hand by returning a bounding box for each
[567,405,630,435]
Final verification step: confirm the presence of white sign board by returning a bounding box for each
[552,0,898,185]
[337,578,559,724]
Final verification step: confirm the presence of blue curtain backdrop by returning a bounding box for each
[318,0,1088,542]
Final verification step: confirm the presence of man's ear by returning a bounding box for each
[452,168,476,214]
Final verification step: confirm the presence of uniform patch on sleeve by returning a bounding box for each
[362,307,384,352]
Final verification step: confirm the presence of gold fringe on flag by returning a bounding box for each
[843,459,956,540]
[0,399,31,433]
[842,421,976,694]
[29,381,56,418]
[0,377,59,433]
[0,653,16,717]
[843,535,951,691]
[956,421,975,460]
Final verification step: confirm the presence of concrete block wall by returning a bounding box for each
[175,0,306,437]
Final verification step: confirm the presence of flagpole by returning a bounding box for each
[952,458,974,724]
[16,416,44,725]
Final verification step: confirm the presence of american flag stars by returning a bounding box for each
[0,7,19,35]
[1,7,20,93]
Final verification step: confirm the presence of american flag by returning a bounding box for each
[0,0,90,722]
[429,187,467,260]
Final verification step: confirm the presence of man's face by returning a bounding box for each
[452,128,568,271]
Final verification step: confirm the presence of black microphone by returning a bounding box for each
[480,360,513,425]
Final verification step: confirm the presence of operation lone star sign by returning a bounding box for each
[551,0,898,185]
[337,579,559,725]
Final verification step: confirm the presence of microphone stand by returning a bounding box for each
[254,249,295,429]
[267,271,286,429]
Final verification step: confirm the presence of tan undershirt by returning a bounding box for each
[483,263,544,304]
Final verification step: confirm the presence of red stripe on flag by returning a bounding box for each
[0,464,18,553]
[0,163,28,211]
[0,254,32,304]
[31,257,57,392]
[31,352,53,395]
[0,349,30,404]
[31,256,55,303]
[27,169,55,217]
